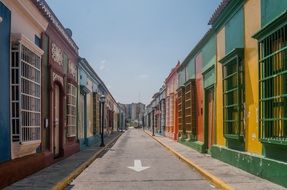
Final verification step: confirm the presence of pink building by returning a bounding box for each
[165,62,180,140]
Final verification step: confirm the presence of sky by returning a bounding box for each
[45,0,221,105]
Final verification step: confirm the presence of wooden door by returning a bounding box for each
[54,85,60,156]
[207,88,215,149]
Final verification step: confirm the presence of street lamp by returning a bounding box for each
[152,108,155,136]
[99,95,106,147]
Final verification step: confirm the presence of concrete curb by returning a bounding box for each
[144,130,234,190]
[52,133,123,190]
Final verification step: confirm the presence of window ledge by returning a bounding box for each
[253,10,287,41]
[224,134,244,141]
[260,138,287,146]
[219,48,244,65]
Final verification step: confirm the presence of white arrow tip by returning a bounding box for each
[128,160,150,172]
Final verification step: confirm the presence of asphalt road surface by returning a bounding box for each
[69,128,216,190]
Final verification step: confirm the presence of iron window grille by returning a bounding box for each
[67,83,77,137]
[170,94,174,132]
[254,12,287,145]
[166,96,170,131]
[220,48,245,140]
[177,86,185,136]
[184,80,196,141]
[11,43,41,143]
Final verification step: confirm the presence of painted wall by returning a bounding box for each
[165,65,179,139]
[185,58,195,80]
[41,32,50,151]
[0,2,11,163]
[201,36,216,74]
[87,93,93,137]
[215,27,226,146]
[178,69,185,87]
[86,79,94,137]
[78,93,84,140]
[195,53,204,142]
[261,0,287,27]
[1,0,47,42]
[244,0,262,154]
[225,8,244,54]
[3,0,48,159]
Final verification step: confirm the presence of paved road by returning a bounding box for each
[69,128,215,190]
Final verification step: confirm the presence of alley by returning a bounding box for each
[69,128,215,190]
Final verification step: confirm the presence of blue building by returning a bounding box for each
[78,58,107,149]
[0,2,11,163]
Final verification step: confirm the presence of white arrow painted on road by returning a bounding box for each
[128,160,150,172]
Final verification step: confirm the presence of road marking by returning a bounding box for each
[128,160,150,172]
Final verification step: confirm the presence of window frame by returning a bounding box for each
[67,83,77,137]
[253,11,287,146]
[11,40,42,144]
[219,48,244,141]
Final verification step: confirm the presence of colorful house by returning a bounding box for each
[3,0,48,160]
[78,58,103,148]
[39,0,80,160]
[0,1,122,188]
[210,0,287,187]
[159,85,166,136]
[0,0,48,187]
[165,62,180,140]
[152,92,160,133]
[145,103,153,131]
[177,45,197,148]
[177,29,216,153]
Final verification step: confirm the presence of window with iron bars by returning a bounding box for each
[220,48,245,140]
[11,43,41,143]
[67,83,77,137]
[257,23,287,145]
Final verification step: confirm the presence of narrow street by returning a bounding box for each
[68,128,215,190]
[1,1,287,189]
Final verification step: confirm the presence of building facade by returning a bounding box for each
[159,85,166,136]
[78,58,103,149]
[210,0,287,187]
[0,1,122,188]
[0,0,49,187]
[165,63,179,140]
[176,29,216,153]
[0,1,11,163]
[146,0,287,187]
[43,5,79,160]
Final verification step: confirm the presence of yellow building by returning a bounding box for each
[210,0,287,187]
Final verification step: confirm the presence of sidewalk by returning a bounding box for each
[145,130,285,190]
[5,132,122,190]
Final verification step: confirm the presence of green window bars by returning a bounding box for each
[257,21,287,145]
[219,48,245,141]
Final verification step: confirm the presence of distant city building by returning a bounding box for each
[119,103,145,125]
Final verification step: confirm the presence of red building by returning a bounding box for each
[38,1,80,162]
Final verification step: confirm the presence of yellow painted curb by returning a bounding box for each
[52,133,123,190]
[144,130,234,190]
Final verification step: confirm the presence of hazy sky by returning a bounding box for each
[46,0,221,105]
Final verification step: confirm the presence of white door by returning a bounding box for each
[54,85,60,156]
